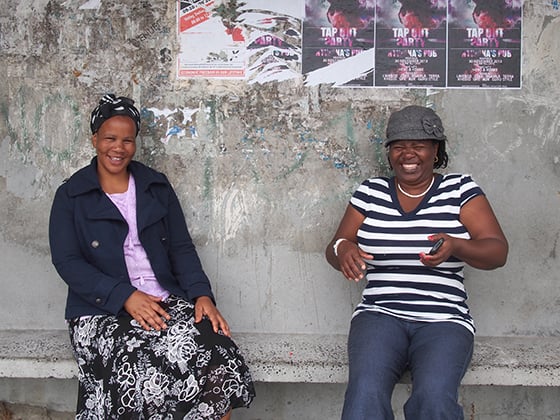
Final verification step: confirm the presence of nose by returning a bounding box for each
[401,146,417,156]
[112,139,125,149]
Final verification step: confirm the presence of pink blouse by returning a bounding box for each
[107,175,170,300]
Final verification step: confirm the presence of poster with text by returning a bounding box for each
[303,0,375,87]
[177,0,246,79]
[242,1,303,84]
[375,0,447,87]
[448,0,522,88]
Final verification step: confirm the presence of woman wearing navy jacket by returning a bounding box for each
[49,94,254,419]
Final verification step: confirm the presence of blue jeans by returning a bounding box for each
[341,311,474,420]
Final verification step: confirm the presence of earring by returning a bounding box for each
[434,156,439,163]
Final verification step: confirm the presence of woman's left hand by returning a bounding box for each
[419,235,450,267]
[421,196,508,269]
[194,296,231,337]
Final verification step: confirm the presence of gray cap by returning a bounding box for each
[385,105,446,146]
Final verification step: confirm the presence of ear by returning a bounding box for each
[91,133,98,149]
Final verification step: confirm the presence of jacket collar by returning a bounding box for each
[65,157,167,197]
[65,157,170,230]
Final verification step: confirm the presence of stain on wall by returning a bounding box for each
[0,0,559,339]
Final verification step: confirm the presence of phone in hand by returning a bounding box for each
[428,238,444,255]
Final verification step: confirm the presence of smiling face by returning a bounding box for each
[92,115,136,181]
[388,139,439,185]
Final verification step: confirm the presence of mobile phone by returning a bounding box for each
[428,238,444,255]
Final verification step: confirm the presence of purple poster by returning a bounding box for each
[303,0,375,87]
[375,0,447,87]
[448,0,522,88]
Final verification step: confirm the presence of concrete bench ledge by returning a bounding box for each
[0,330,559,386]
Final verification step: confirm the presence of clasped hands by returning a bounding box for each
[123,291,231,336]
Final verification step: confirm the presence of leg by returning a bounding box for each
[341,312,409,420]
[404,322,474,420]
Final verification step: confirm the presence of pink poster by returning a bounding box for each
[375,0,447,87]
[303,0,375,87]
[448,0,522,88]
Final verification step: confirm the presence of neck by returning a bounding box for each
[99,172,130,194]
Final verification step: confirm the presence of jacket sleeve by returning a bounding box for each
[164,183,215,302]
[49,186,136,315]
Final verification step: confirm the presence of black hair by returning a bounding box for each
[434,139,448,169]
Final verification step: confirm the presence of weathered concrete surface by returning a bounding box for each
[1,0,559,418]
[2,329,560,387]
[3,381,560,420]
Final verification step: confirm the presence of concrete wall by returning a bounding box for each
[1,0,559,418]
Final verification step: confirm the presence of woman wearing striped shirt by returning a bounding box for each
[326,105,508,420]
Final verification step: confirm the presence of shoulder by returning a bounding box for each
[351,177,393,212]
[440,173,479,188]
[129,161,170,185]
[352,177,391,200]
[129,160,166,179]
[128,161,177,202]
[356,176,391,191]
[56,160,99,198]
[439,173,484,203]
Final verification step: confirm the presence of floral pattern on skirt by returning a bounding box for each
[68,295,255,419]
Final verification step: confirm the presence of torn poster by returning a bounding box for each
[177,0,246,79]
[303,0,375,87]
[240,1,303,84]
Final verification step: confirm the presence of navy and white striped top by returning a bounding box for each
[350,173,484,335]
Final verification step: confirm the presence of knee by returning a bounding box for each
[344,372,395,411]
[346,375,393,401]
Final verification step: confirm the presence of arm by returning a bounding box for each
[164,185,215,301]
[325,204,374,282]
[49,187,137,315]
[164,183,229,334]
[421,195,508,269]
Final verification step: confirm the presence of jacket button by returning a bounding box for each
[91,240,100,248]
[95,298,102,304]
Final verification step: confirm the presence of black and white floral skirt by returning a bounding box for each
[68,295,255,419]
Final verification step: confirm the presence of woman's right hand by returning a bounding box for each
[336,240,374,283]
[326,205,373,282]
[124,290,171,331]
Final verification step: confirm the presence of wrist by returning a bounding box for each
[194,295,212,305]
[333,238,349,257]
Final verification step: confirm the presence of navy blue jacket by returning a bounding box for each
[49,157,214,319]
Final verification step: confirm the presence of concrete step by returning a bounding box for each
[1,329,559,386]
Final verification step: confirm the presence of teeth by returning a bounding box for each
[110,157,123,161]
